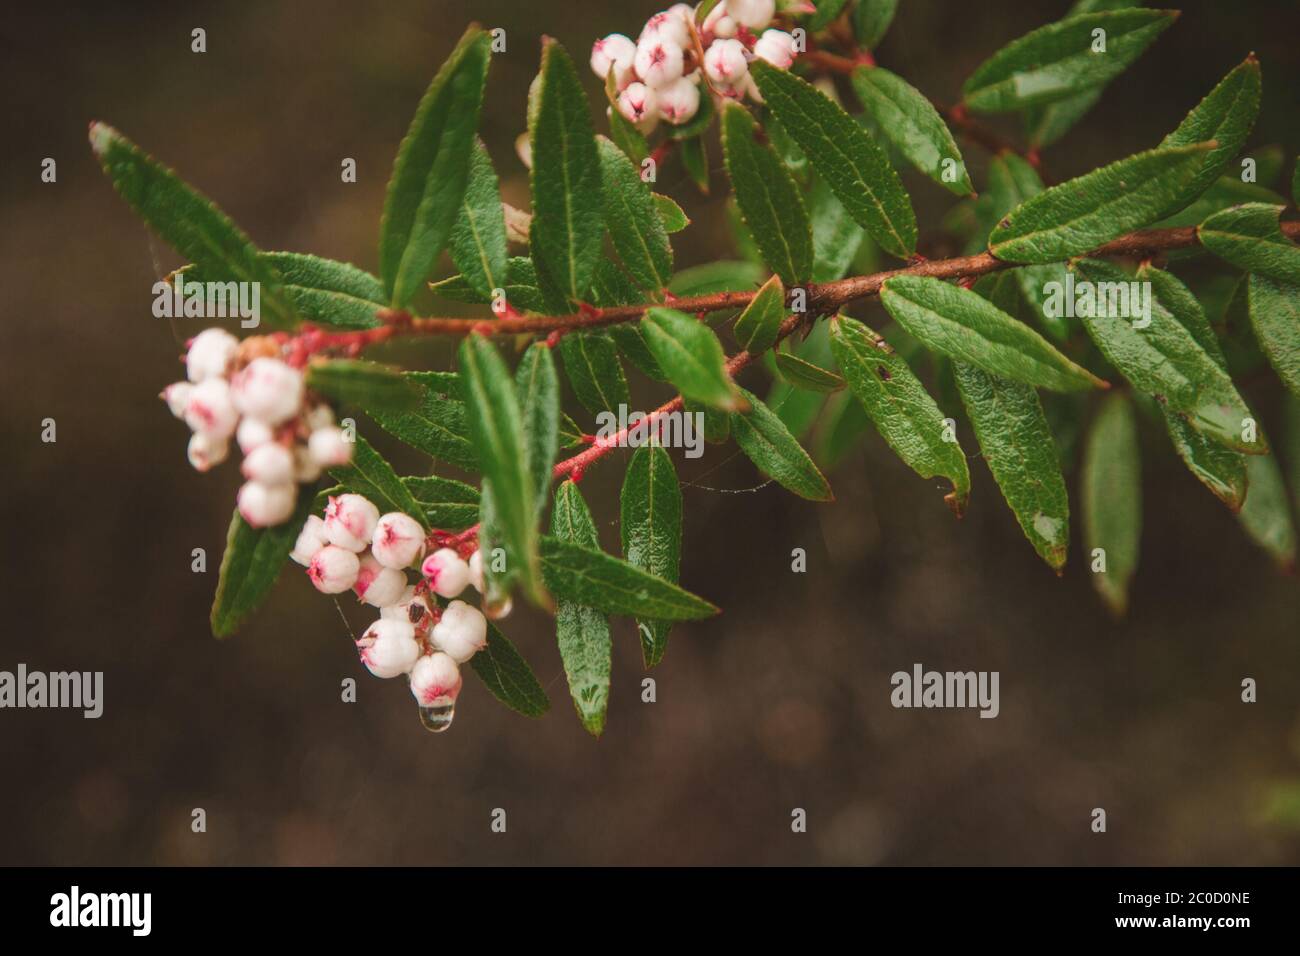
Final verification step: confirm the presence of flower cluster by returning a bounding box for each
[591,1,798,134]
[291,492,500,731]
[160,328,355,528]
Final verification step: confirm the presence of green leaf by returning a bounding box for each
[551,481,611,737]
[678,134,710,194]
[1159,55,1262,206]
[961,9,1176,113]
[685,397,732,444]
[732,274,786,354]
[1074,259,1263,454]
[89,122,298,330]
[730,387,834,501]
[469,620,550,717]
[260,252,383,330]
[370,371,478,470]
[559,412,587,449]
[306,360,422,413]
[880,275,1107,391]
[209,494,316,637]
[720,102,813,284]
[378,26,491,307]
[449,138,509,301]
[851,66,974,197]
[809,178,867,282]
[853,0,899,48]
[429,257,550,313]
[514,342,561,506]
[953,363,1069,570]
[1082,393,1141,616]
[1247,273,1300,399]
[670,260,765,296]
[328,434,430,529]
[529,38,604,303]
[597,136,673,292]
[559,331,630,416]
[750,63,917,259]
[1160,409,1248,512]
[458,335,544,604]
[775,351,845,392]
[810,0,851,31]
[641,307,741,410]
[1154,177,1286,230]
[403,475,480,530]
[539,536,717,620]
[609,323,667,381]
[813,390,871,468]
[654,194,690,233]
[1238,451,1297,569]
[620,445,683,668]
[829,316,971,515]
[1199,203,1300,285]
[989,142,1217,264]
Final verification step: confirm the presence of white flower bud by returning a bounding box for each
[515,132,532,170]
[308,425,353,467]
[161,382,193,419]
[237,480,296,528]
[324,494,379,552]
[185,328,239,382]
[356,618,420,679]
[235,416,275,454]
[421,547,472,598]
[634,36,684,88]
[486,594,513,620]
[241,441,295,485]
[381,585,434,629]
[641,10,691,49]
[468,549,485,592]
[293,445,323,483]
[728,0,775,30]
[591,33,637,87]
[354,552,408,608]
[230,357,304,425]
[432,599,488,663]
[290,514,329,566]
[371,512,426,569]
[753,28,796,69]
[658,75,701,124]
[617,82,659,127]
[304,403,334,431]
[308,544,361,594]
[409,652,463,706]
[704,38,748,86]
[186,432,229,472]
[704,2,738,38]
[183,378,239,441]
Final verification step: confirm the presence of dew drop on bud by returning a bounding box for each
[418,701,455,733]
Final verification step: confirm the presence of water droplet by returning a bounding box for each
[418,701,455,733]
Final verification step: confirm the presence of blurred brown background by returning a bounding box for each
[2,0,1299,865]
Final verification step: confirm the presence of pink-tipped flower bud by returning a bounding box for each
[185,328,239,382]
[409,652,462,706]
[641,9,692,49]
[308,544,361,593]
[235,416,274,454]
[381,585,434,629]
[290,514,329,567]
[432,599,488,663]
[241,441,295,485]
[421,547,472,598]
[634,36,684,88]
[704,37,748,85]
[753,28,796,69]
[658,75,701,124]
[703,2,738,39]
[183,377,239,441]
[468,549,485,592]
[356,618,420,679]
[354,552,408,608]
[237,480,296,528]
[371,512,426,569]
[324,494,379,552]
[231,357,304,425]
[617,82,659,128]
[591,33,637,87]
[728,0,775,30]
[186,432,229,472]
[162,382,193,419]
[308,425,353,467]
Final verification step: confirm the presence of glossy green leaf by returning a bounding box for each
[539,536,717,620]
[449,138,509,301]
[597,136,673,293]
[90,122,298,330]
[403,475,481,530]
[1082,393,1141,616]
[720,102,813,284]
[370,371,478,470]
[328,434,429,529]
[854,0,899,48]
[642,308,741,410]
[1159,55,1262,206]
[880,275,1107,391]
[1238,452,1297,569]
[830,316,971,516]
[559,331,630,416]
[954,362,1069,570]
[1199,203,1300,285]
[306,360,422,413]
[730,387,834,501]
[469,620,550,718]
[529,39,604,303]
[209,494,315,638]
[1247,274,1300,399]
[620,445,682,668]
[962,9,1176,113]
[989,142,1216,263]
[654,193,690,233]
[515,343,560,506]
[852,66,973,197]
[750,63,917,259]
[809,178,867,282]
[378,26,491,307]
[551,481,611,737]
[1160,410,1248,512]
[775,351,845,392]
[732,274,786,354]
